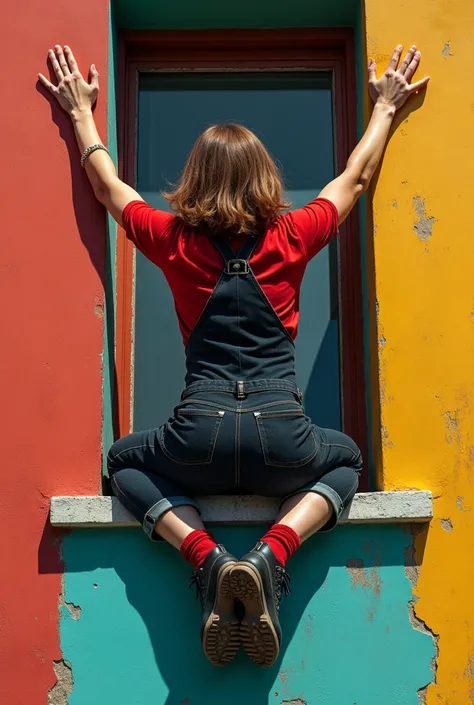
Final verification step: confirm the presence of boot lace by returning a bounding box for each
[190,568,206,604]
[275,566,291,608]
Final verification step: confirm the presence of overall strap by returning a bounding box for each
[210,236,236,263]
[237,233,262,261]
[211,233,263,267]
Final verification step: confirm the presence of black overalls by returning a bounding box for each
[108,232,362,539]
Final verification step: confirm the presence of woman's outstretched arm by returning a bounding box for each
[39,45,142,227]
[319,44,430,225]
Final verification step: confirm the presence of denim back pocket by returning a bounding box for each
[254,408,317,467]
[160,407,225,465]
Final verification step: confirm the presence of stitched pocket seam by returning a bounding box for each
[159,414,224,466]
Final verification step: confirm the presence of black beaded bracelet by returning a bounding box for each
[81,144,110,168]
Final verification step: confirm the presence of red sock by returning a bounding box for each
[180,529,218,569]
[260,524,301,567]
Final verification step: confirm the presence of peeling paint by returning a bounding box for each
[464,654,474,679]
[94,296,104,319]
[346,558,382,596]
[281,700,307,705]
[464,656,474,701]
[48,659,73,705]
[404,537,438,702]
[59,576,81,621]
[404,542,420,590]
[456,496,469,511]
[444,410,461,446]
[379,334,387,348]
[442,40,454,57]
[407,602,439,692]
[417,682,428,705]
[381,424,394,449]
[413,196,435,242]
[440,518,453,533]
[392,199,397,208]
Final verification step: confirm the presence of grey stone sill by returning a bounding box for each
[50,491,432,528]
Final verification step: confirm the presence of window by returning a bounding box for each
[115,29,367,479]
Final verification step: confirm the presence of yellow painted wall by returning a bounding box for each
[365,0,474,701]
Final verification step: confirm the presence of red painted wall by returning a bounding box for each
[0,2,108,701]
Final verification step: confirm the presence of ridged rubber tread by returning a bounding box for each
[230,563,280,668]
[202,562,240,666]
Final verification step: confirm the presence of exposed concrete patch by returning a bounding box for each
[59,576,81,620]
[417,683,429,705]
[442,41,454,57]
[379,334,387,348]
[381,425,394,450]
[413,196,435,242]
[281,700,306,705]
[94,296,104,319]
[404,534,439,703]
[464,656,474,697]
[457,496,469,512]
[48,659,73,705]
[404,541,420,589]
[464,655,474,679]
[440,518,453,533]
[392,199,398,208]
[346,558,382,596]
[444,410,461,446]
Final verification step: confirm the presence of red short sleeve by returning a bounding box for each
[122,201,174,267]
[284,197,339,260]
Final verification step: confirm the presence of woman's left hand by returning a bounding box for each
[38,45,99,118]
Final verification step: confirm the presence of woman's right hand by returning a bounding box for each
[368,44,430,111]
[38,45,99,119]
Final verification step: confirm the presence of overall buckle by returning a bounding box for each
[225,259,249,275]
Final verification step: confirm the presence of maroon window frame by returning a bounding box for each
[115,28,367,485]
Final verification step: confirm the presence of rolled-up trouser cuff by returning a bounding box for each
[143,496,201,541]
[280,481,344,533]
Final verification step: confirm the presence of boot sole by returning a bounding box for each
[202,562,240,666]
[230,563,280,668]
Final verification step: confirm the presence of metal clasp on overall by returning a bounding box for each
[225,259,249,275]
[236,381,247,399]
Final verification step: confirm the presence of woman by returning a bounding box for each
[39,44,429,668]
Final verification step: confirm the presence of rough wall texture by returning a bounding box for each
[365,0,474,701]
[0,2,107,702]
[60,526,435,705]
[2,0,472,702]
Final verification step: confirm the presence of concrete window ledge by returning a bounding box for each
[50,491,432,528]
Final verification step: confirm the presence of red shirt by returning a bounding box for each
[123,199,338,345]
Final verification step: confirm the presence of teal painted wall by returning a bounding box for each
[61,526,435,704]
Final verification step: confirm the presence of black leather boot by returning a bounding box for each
[190,545,239,666]
[230,542,291,667]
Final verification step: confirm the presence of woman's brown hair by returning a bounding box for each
[163,124,290,235]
